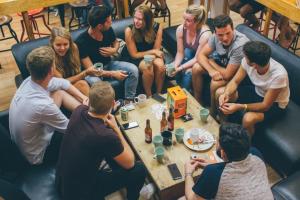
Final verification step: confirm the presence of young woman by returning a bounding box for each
[124,5,165,97]
[50,27,100,96]
[172,5,211,91]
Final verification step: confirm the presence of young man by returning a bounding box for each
[218,41,290,135]
[76,5,139,101]
[185,123,273,200]
[9,46,87,165]
[192,15,249,112]
[56,81,146,200]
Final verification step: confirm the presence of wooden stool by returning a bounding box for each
[18,8,51,42]
[145,1,171,27]
[69,1,90,30]
[258,10,278,41]
[0,15,19,52]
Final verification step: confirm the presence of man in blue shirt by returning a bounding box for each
[184,123,273,200]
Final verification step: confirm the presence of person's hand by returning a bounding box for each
[105,113,119,130]
[99,47,116,57]
[112,70,128,81]
[218,93,229,108]
[85,67,101,76]
[82,96,89,106]
[152,49,164,58]
[210,71,223,81]
[193,158,213,167]
[185,160,200,175]
[219,103,240,115]
[170,66,182,77]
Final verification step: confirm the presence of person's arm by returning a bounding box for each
[124,27,161,59]
[208,61,240,81]
[153,23,164,50]
[106,114,135,169]
[80,56,116,78]
[173,25,185,69]
[66,84,88,103]
[181,29,212,71]
[197,43,217,76]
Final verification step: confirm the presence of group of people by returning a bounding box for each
[8,3,290,200]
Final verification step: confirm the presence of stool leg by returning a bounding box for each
[69,7,75,30]
[41,15,52,32]
[7,23,19,43]
[0,26,5,37]
[32,18,41,38]
[20,20,25,42]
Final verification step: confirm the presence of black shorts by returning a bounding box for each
[237,85,286,122]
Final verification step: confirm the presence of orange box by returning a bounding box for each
[167,86,187,118]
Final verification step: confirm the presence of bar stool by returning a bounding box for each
[145,1,171,27]
[258,10,278,41]
[289,24,300,53]
[0,15,19,52]
[18,8,51,42]
[68,1,90,30]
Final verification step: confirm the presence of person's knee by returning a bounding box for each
[215,87,225,100]
[242,113,257,127]
[126,63,139,78]
[192,63,205,76]
[75,80,89,89]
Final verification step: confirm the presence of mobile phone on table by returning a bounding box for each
[152,93,166,103]
[122,121,139,130]
[167,163,182,180]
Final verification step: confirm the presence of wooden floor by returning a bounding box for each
[0,0,293,199]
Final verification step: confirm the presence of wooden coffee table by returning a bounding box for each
[116,91,220,200]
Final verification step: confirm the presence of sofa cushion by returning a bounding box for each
[253,101,300,176]
[236,24,300,106]
[272,170,300,200]
[0,179,30,200]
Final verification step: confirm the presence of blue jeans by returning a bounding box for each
[175,48,195,91]
[85,61,139,99]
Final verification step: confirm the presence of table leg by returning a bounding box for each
[21,11,34,40]
[263,8,273,36]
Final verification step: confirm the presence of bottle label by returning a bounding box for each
[145,133,152,142]
[168,121,174,130]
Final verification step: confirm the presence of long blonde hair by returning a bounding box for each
[49,27,81,78]
[185,5,207,30]
[132,5,156,44]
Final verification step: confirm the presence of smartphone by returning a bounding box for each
[122,121,139,130]
[167,163,182,180]
[152,93,166,103]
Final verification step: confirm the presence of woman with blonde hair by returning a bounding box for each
[171,5,211,91]
[49,27,100,96]
[124,5,165,97]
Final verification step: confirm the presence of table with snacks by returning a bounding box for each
[116,90,220,200]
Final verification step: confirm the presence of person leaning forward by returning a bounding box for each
[56,81,146,200]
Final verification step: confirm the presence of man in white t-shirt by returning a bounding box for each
[217,41,290,135]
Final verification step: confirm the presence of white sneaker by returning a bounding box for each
[140,183,155,200]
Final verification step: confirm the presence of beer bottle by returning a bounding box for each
[160,111,168,132]
[145,119,152,143]
[168,108,174,131]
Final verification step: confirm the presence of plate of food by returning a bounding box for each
[183,128,215,151]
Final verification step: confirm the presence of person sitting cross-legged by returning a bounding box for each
[76,5,139,101]
[217,41,290,136]
[184,123,274,200]
[192,15,249,114]
[55,81,146,200]
[9,46,88,165]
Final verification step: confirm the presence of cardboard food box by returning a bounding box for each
[167,86,187,118]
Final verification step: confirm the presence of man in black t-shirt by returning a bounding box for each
[76,5,139,100]
[56,81,146,200]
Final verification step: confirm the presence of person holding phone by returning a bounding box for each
[184,123,273,200]
[56,81,146,200]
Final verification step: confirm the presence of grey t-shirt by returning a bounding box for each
[208,30,249,66]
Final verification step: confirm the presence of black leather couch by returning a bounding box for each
[163,24,300,199]
[3,18,134,200]
[11,17,134,99]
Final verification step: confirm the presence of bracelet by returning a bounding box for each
[243,104,248,112]
[185,172,193,178]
